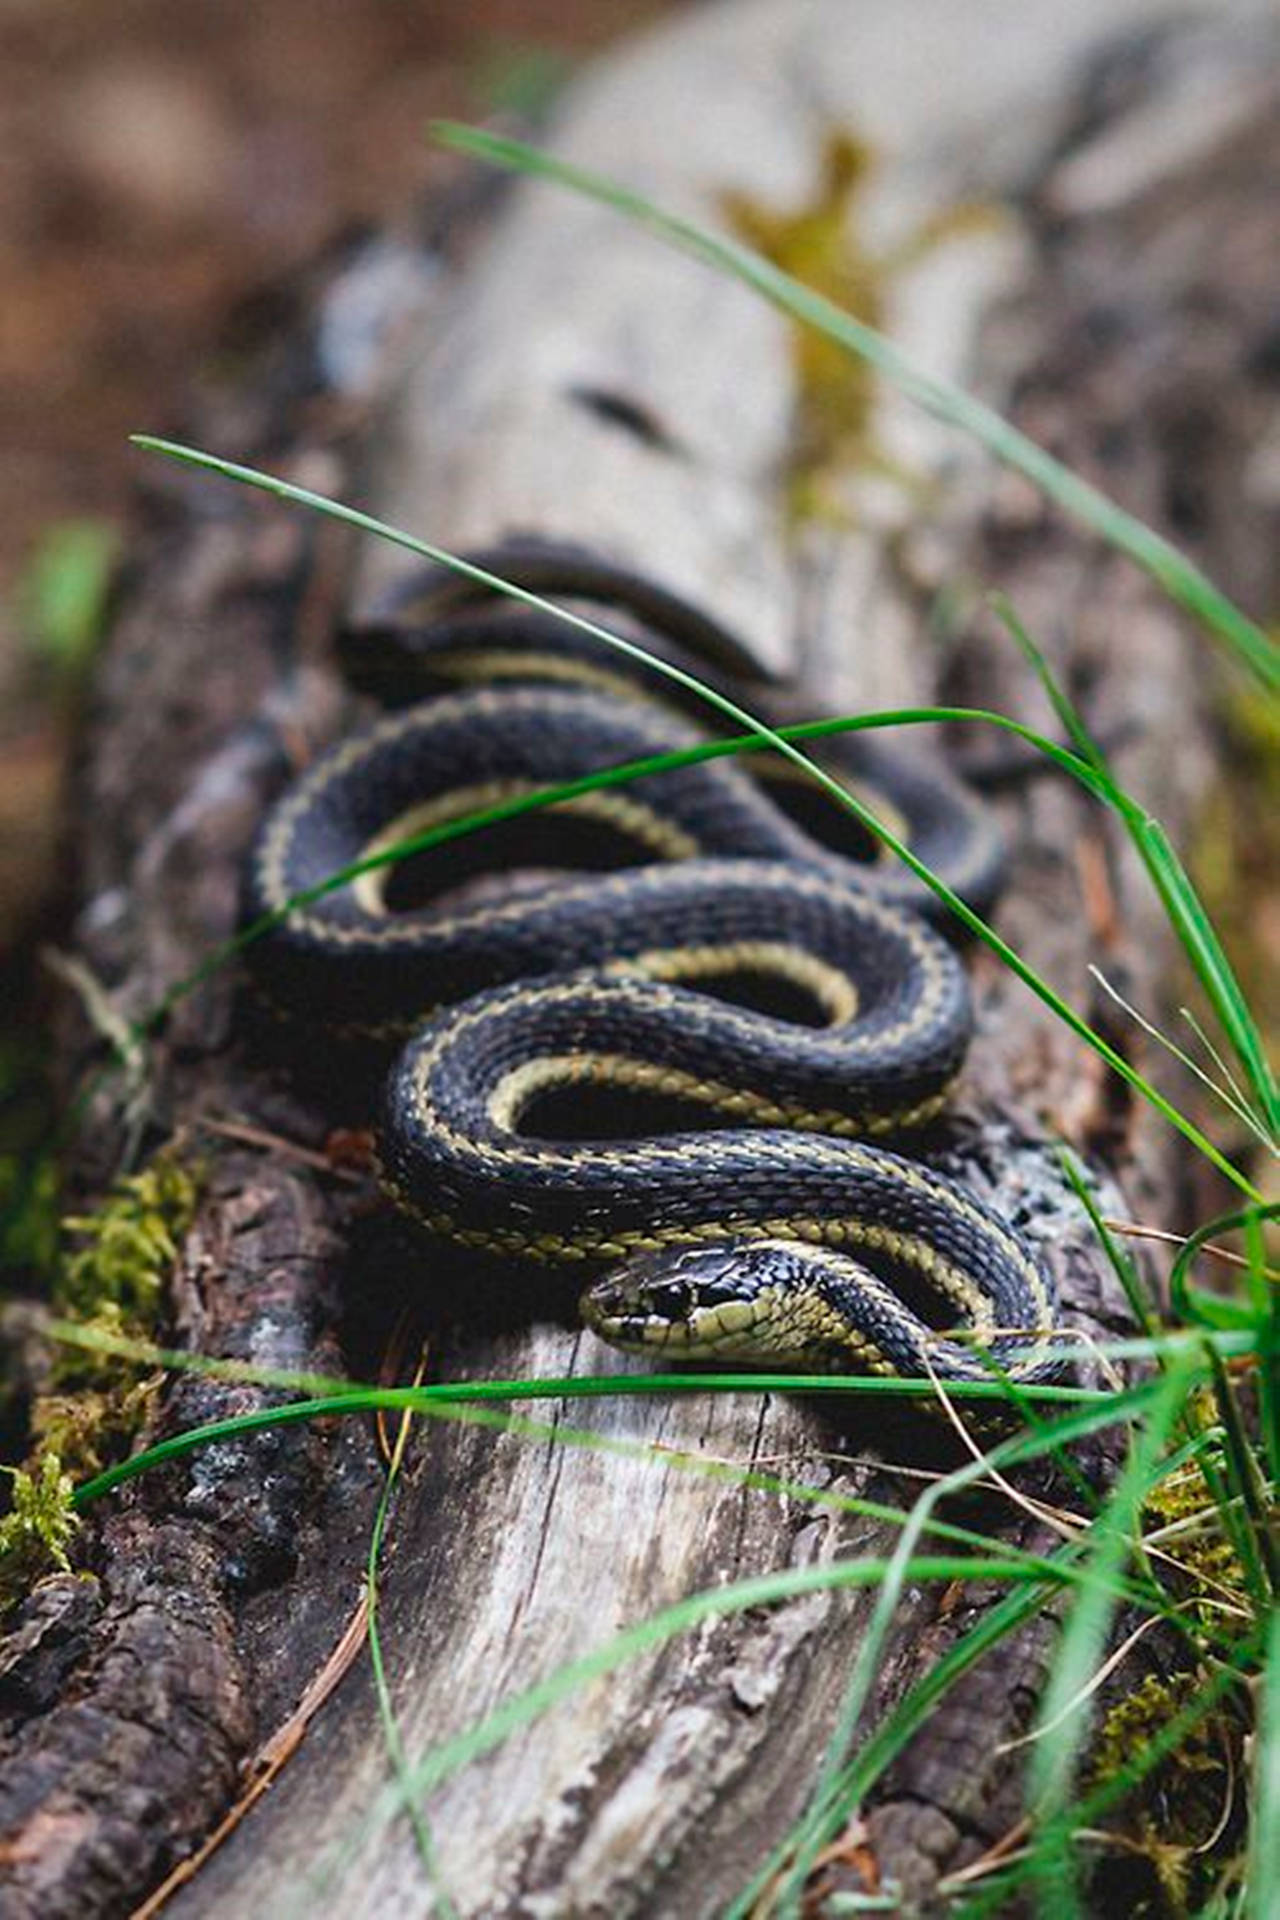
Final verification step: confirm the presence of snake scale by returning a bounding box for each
[248,543,1060,1392]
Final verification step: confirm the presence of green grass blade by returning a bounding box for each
[69,1369,1135,1513]
[725,1581,1051,1919]
[1169,1204,1280,1331]
[992,597,1107,773]
[1024,1354,1202,1915]
[365,1408,457,1908]
[1059,1150,1160,1341]
[1204,1343,1278,1604]
[994,597,1277,1141]
[1246,1605,1280,1919]
[957,1634,1260,1917]
[432,124,1280,697]
[1250,1207,1280,1485]
[66,1366,1124,1572]
[1135,818,1279,1138]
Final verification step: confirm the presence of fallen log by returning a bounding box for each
[3,1,1277,1913]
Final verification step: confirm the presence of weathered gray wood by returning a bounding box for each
[4,1,1277,1914]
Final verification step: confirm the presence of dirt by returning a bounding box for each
[0,0,672,942]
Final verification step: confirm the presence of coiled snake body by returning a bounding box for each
[248,546,1059,1390]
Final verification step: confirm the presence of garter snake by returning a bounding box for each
[249,546,1060,1390]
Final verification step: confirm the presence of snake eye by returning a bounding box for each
[646,1279,693,1321]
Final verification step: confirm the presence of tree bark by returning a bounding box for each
[3,1,1278,1914]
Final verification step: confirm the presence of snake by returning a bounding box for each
[248,543,1060,1391]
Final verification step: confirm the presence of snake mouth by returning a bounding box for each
[581,1280,771,1357]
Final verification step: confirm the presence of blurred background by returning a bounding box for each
[0,0,674,950]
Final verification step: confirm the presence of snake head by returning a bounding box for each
[580,1239,874,1371]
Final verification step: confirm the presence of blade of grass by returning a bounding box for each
[1135,818,1279,1139]
[762,1359,1190,1911]
[69,1368,1133,1513]
[60,1322,1242,1649]
[365,1389,457,1912]
[1203,1343,1278,1603]
[1248,1206,1280,1486]
[431,123,1280,698]
[1024,1352,1203,1917]
[991,596,1108,773]
[48,1299,1258,1485]
[995,598,1278,1141]
[1170,1205,1280,1331]
[1246,1605,1280,1919]
[1059,1150,1160,1340]
[68,1378,1164,1602]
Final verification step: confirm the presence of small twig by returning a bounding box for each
[922,1356,1083,1546]
[1102,1217,1278,1280]
[1192,1722,1236,1856]
[196,1114,366,1183]
[937,1816,1031,1891]
[994,1615,1162,1753]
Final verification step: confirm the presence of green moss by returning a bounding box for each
[721,129,997,520]
[1145,1449,1251,1622]
[38,1154,200,1476]
[0,1025,61,1290]
[33,1305,165,1479]
[1077,1443,1261,1913]
[1086,1667,1235,1916]
[18,516,120,681]
[2,1151,200,1608]
[57,1155,199,1323]
[0,1453,79,1606]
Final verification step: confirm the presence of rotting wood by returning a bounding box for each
[2,1,1278,1914]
